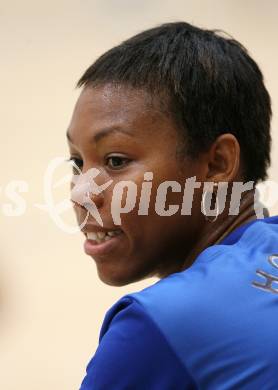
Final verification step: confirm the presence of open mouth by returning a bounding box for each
[83,228,124,258]
[86,229,123,244]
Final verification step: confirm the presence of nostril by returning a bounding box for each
[84,191,105,211]
[71,182,90,204]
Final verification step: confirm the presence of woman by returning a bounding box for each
[67,22,278,389]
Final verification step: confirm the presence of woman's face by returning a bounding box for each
[67,84,206,286]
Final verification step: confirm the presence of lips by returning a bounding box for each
[84,230,124,258]
[81,223,124,257]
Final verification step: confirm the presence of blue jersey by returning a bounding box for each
[79,216,278,389]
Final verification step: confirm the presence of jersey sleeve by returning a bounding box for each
[79,296,195,390]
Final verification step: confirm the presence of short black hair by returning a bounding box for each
[77,21,272,184]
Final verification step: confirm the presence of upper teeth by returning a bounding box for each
[87,230,121,241]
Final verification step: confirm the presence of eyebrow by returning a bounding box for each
[66,127,135,144]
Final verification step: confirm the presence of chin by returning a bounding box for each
[96,264,151,287]
[96,267,133,287]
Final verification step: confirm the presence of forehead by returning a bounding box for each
[67,84,177,144]
[73,85,151,124]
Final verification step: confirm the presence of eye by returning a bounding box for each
[66,157,83,174]
[105,155,130,170]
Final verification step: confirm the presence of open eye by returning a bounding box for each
[66,157,83,174]
[106,156,130,170]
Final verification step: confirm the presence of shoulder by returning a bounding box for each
[117,218,278,369]
[80,296,194,389]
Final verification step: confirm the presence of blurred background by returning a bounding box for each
[0,1,277,389]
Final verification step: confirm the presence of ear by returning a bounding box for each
[205,133,241,182]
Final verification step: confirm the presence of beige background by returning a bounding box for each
[0,1,277,389]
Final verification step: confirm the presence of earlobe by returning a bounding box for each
[206,133,240,183]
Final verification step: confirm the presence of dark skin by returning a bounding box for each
[67,84,261,286]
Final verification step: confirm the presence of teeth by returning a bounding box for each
[107,230,121,237]
[87,229,122,243]
[87,232,98,240]
[97,232,106,240]
[107,231,114,237]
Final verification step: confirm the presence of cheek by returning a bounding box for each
[103,168,199,231]
[144,177,187,217]
[104,176,142,221]
[105,176,184,224]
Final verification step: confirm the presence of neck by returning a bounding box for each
[180,189,264,272]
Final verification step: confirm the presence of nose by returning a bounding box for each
[71,187,104,210]
[70,168,105,210]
